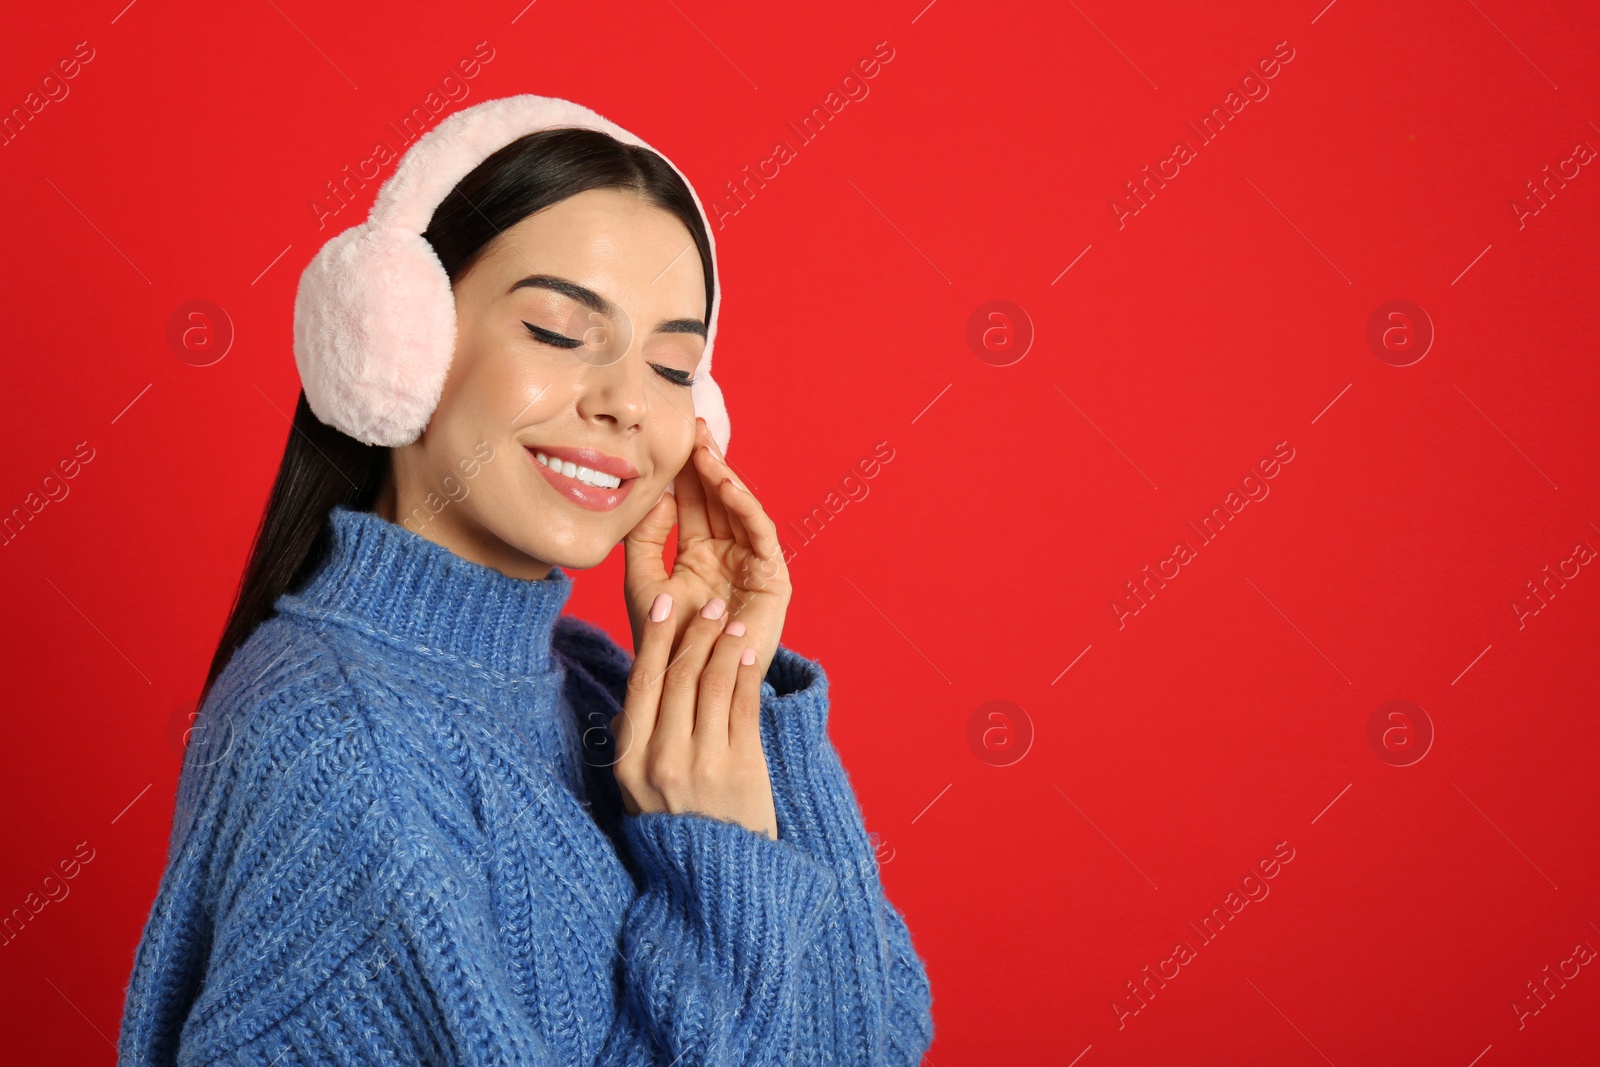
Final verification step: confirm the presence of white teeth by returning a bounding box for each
[535,451,622,489]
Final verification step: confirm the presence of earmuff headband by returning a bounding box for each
[291,94,730,456]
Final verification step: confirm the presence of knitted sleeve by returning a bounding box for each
[554,618,936,1065]
[755,644,937,1065]
[125,681,845,1067]
[606,811,840,1064]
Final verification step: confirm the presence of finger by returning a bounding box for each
[623,490,676,587]
[673,433,712,546]
[696,617,749,746]
[694,446,734,542]
[618,592,676,764]
[713,469,785,566]
[697,414,753,494]
[712,475,751,548]
[654,595,731,751]
[692,419,734,542]
[727,639,764,757]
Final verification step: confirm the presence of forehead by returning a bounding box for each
[475,188,705,311]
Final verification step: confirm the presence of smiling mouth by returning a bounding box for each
[525,447,639,512]
[531,450,625,488]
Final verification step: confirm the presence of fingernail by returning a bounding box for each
[740,647,757,665]
[701,597,726,620]
[650,593,672,621]
[725,619,746,637]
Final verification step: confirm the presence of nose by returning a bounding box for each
[576,342,651,433]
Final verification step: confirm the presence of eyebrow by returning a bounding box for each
[509,274,707,338]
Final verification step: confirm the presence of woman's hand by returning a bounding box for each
[623,416,792,683]
[610,590,779,840]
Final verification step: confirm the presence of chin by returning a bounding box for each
[524,536,616,574]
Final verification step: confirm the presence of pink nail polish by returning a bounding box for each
[650,593,672,621]
[701,597,726,620]
[725,619,746,637]
[740,647,757,665]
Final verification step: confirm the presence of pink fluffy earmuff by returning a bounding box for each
[292,93,730,458]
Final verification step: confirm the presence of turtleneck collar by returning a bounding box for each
[275,503,574,680]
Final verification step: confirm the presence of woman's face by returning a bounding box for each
[380,187,708,580]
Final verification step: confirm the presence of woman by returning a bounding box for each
[117,96,934,1065]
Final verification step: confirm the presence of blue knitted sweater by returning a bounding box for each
[118,504,934,1066]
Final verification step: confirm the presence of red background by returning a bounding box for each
[4,1,1599,1063]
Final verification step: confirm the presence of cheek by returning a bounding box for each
[504,352,594,429]
[449,320,569,424]
[454,345,528,424]
[652,432,696,482]
[423,368,512,477]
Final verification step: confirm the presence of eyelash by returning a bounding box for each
[522,321,696,387]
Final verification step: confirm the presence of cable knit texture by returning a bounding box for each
[118,504,934,1066]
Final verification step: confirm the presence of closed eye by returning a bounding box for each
[522,321,697,387]
[652,365,696,387]
[523,321,584,349]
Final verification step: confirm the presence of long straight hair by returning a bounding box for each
[200,126,715,705]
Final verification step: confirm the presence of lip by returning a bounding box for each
[526,445,640,512]
[528,444,639,480]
